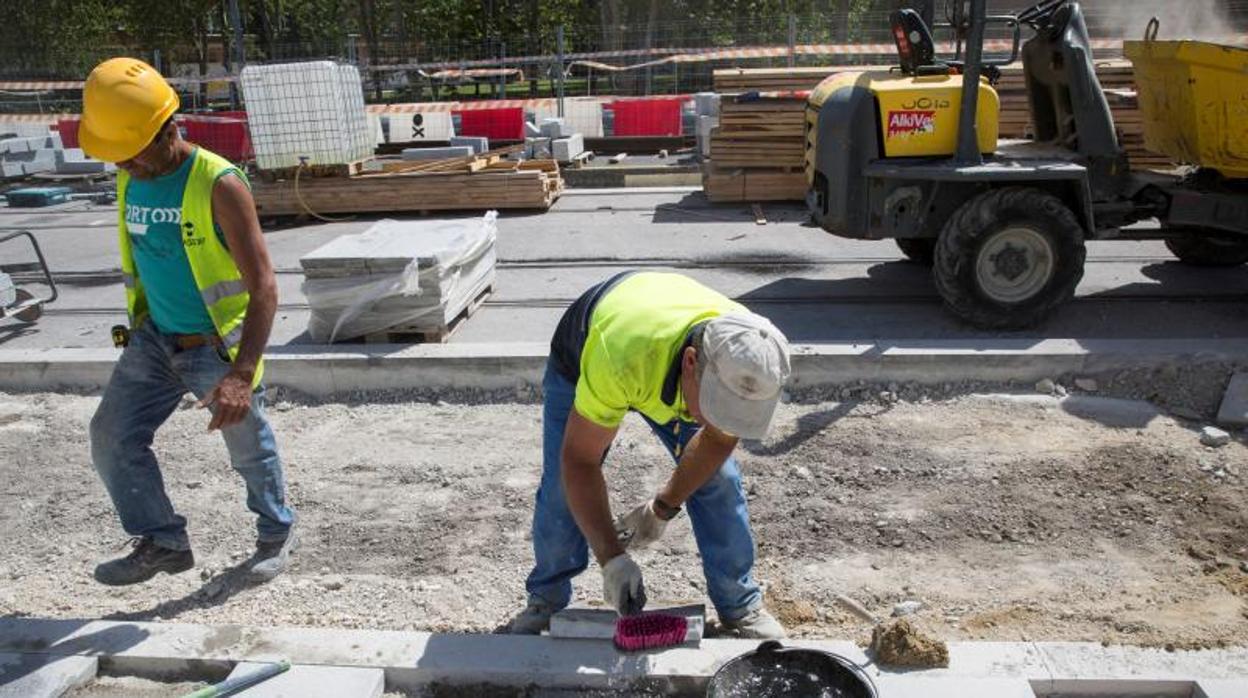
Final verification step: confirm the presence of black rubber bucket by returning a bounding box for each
[706,640,878,698]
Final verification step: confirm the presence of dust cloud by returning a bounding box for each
[1094,0,1238,42]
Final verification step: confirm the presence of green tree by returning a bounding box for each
[0,0,125,79]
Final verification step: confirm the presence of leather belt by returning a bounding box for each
[172,333,222,351]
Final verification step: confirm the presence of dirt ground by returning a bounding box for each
[1,388,1246,652]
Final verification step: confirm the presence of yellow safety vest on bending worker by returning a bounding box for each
[115,148,264,386]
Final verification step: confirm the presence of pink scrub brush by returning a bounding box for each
[613,612,689,651]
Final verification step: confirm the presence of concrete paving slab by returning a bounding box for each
[0,652,97,698]
[228,661,383,697]
[1217,371,1248,429]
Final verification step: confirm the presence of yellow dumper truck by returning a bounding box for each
[804,0,1248,328]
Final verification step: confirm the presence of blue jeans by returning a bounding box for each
[525,361,762,621]
[90,321,294,551]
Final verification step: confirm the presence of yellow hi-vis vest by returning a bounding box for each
[116,148,264,386]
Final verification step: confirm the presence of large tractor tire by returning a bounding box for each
[934,187,1086,329]
[1164,235,1248,267]
[896,238,936,266]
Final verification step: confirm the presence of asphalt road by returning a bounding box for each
[2,186,1246,350]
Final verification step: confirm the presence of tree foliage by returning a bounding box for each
[1,0,906,79]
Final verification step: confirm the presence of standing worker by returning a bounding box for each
[80,58,296,586]
[506,271,791,638]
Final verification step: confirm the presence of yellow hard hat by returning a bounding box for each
[79,57,180,163]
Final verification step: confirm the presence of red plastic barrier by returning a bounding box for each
[56,119,80,148]
[454,107,524,140]
[179,115,253,163]
[611,99,683,137]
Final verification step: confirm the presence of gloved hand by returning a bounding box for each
[615,499,670,550]
[602,553,647,615]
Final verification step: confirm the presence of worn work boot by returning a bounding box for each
[501,602,556,635]
[721,607,787,639]
[94,537,194,586]
[248,524,298,582]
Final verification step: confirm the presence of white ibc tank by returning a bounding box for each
[240,61,373,170]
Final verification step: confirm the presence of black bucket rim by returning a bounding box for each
[706,640,879,698]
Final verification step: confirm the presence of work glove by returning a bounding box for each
[602,553,647,616]
[614,498,670,550]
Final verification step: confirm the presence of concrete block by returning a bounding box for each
[449,135,489,154]
[56,148,88,164]
[552,134,584,162]
[400,146,473,161]
[1216,371,1248,428]
[526,137,552,159]
[694,92,721,117]
[4,149,56,176]
[228,662,383,697]
[539,118,572,138]
[1198,679,1248,698]
[22,160,55,176]
[55,159,114,174]
[0,138,29,155]
[0,161,23,178]
[874,677,1036,697]
[697,115,718,157]
[0,652,98,697]
[0,123,51,139]
[0,135,60,155]
[2,148,52,164]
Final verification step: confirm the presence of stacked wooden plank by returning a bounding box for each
[703,97,808,202]
[711,61,1175,174]
[710,99,806,168]
[251,146,563,217]
[703,166,808,202]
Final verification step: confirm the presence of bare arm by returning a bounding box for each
[657,424,738,507]
[561,410,622,565]
[198,174,276,430]
[212,174,277,378]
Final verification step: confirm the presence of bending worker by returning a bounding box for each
[80,58,296,586]
[508,271,791,638]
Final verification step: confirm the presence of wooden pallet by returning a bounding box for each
[702,163,808,203]
[256,158,371,182]
[356,283,493,344]
[252,159,563,216]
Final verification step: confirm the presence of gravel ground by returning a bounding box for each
[1,385,1246,653]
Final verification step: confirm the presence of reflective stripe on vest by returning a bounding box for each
[116,148,263,386]
[200,278,247,306]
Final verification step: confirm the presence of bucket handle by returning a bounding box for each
[1145,17,1160,42]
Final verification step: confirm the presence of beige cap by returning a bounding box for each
[697,313,791,439]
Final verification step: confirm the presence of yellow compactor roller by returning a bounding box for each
[804,0,1248,329]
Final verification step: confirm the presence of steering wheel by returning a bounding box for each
[1016,0,1067,28]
